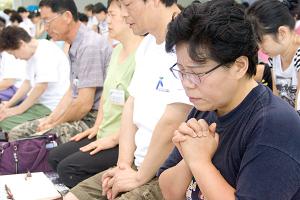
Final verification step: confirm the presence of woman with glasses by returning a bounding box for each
[158,1,300,200]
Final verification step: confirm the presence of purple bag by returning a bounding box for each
[0,134,57,175]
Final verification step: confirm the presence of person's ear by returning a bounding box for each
[277,26,290,42]
[230,56,249,79]
[63,11,73,24]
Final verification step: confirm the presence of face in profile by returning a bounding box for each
[107,1,131,40]
[120,0,152,36]
[7,41,32,60]
[40,6,69,41]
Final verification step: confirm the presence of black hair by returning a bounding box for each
[84,4,94,11]
[78,12,88,23]
[241,2,250,8]
[247,0,297,42]
[166,0,258,77]
[142,0,177,7]
[17,7,28,13]
[10,12,23,23]
[3,9,12,15]
[29,11,41,19]
[0,17,5,31]
[0,26,31,51]
[0,17,5,25]
[285,0,300,20]
[39,0,78,21]
[93,2,108,14]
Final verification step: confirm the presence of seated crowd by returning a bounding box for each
[0,0,300,200]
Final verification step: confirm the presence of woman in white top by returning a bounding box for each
[247,0,300,110]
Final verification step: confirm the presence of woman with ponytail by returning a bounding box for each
[248,0,300,112]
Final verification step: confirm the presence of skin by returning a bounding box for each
[159,42,258,200]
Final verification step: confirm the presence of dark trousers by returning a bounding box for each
[48,137,119,188]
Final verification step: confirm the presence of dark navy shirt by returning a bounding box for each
[158,84,300,200]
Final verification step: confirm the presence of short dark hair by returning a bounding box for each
[17,6,28,13]
[0,17,5,32]
[10,12,23,23]
[17,7,28,13]
[39,0,78,21]
[247,0,297,42]
[142,0,177,7]
[78,12,88,23]
[166,0,257,77]
[29,11,41,19]
[0,17,5,25]
[84,4,94,11]
[3,9,12,15]
[0,26,32,52]
[93,2,107,14]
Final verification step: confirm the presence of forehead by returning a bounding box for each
[40,6,56,17]
[108,2,120,11]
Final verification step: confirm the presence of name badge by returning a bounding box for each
[109,89,125,105]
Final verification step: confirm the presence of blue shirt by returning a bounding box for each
[158,84,300,200]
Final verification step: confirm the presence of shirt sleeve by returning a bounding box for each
[236,145,300,200]
[157,147,183,177]
[77,43,111,89]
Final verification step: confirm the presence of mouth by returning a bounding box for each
[188,96,202,102]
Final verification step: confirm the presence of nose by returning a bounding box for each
[120,3,129,18]
[181,76,197,89]
[107,15,111,24]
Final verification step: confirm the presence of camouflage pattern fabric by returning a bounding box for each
[71,167,163,200]
[8,111,97,144]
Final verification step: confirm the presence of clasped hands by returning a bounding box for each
[172,118,219,164]
[101,164,141,200]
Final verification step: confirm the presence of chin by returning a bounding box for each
[194,105,215,112]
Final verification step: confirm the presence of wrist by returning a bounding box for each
[12,106,23,115]
[117,161,132,168]
[136,170,149,186]
[188,159,214,174]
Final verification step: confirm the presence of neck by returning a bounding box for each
[281,33,300,65]
[151,4,180,44]
[217,78,258,116]
[65,21,81,44]
[118,31,143,54]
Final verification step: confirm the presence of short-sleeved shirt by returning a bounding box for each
[26,39,70,110]
[158,84,300,200]
[128,34,191,167]
[69,24,112,110]
[0,52,26,88]
[269,48,300,109]
[96,44,136,139]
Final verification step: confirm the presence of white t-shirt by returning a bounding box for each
[87,16,98,30]
[269,48,300,109]
[128,34,191,167]
[19,18,35,38]
[26,39,70,110]
[0,52,26,88]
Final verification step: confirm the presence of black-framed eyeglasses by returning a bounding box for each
[169,62,225,85]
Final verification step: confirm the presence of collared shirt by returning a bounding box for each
[69,23,112,110]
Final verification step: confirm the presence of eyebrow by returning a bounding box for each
[177,63,204,69]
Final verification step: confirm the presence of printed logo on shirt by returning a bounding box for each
[155,77,169,92]
[276,76,297,108]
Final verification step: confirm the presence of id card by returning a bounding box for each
[109,89,125,105]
